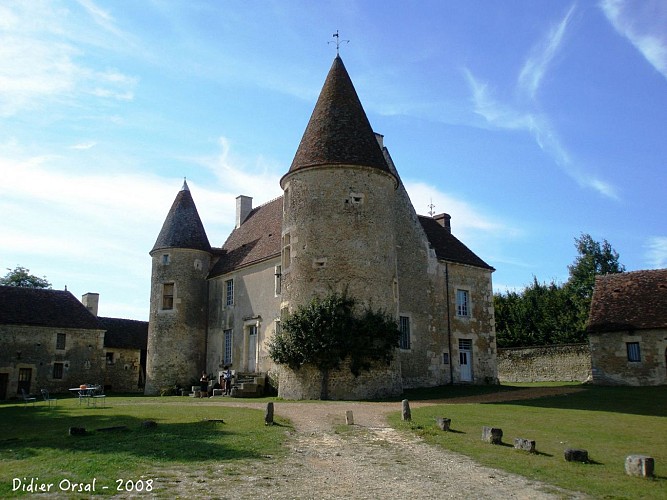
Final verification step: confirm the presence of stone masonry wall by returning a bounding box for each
[104,347,143,392]
[497,344,591,383]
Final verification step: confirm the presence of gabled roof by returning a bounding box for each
[0,286,104,330]
[152,181,211,253]
[418,216,495,270]
[208,197,283,277]
[285,56,394,182]
[587,269,667,333]
[99,317,148,350]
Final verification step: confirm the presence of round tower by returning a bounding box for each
[144,180,211,395]
[278,56,402,399]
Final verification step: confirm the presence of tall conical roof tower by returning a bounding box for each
[145,180,211,395]
[152,180,211,253]
[283,56,396,185]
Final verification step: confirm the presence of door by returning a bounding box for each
[0,373,8,400]
[459,339,472,382]
[247,325,257,372]
[17,368,32,395]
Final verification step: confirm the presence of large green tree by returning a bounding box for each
[494,234,624,347]
[0,266,51,289]
[268,292,400,399]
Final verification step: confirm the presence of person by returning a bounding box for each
[223,366,232,396]
[199,371,209,398]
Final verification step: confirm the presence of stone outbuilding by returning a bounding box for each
[99,317,148,393]
[587,269,667,385]
[145,55,498,399]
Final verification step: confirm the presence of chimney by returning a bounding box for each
[82,293,99,316]
[433,213,451,233]
[236,195,253,229]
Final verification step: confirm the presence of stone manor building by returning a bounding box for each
[145,56,498,399]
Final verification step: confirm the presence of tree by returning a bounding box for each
[0,266,51,289]
[268,292,401,399]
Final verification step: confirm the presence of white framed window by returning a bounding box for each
[399,315,411,350]
[224,329,233,364]
[274,265,282,295]
[626,342,641,362]
[225,279,234,306]
[456,289,469,317]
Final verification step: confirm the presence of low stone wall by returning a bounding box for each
[497,344,591,383]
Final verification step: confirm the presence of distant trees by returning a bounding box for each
[0,266,52,289]
[494,234,625,347]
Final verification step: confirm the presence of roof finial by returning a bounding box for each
[182,177,189,191]
[428,198,435,217]
[329,30,349,56]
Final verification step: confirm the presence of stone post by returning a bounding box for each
[625,455,654,478]
[265,402,274,426]
[436,417,451,431]
[401,399,411,421]
[346,410,354,425]
[482,426,503,444]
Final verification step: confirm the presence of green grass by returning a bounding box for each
[0,395,290,497]
[389,384,667,499]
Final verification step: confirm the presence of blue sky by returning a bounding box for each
[1,0,665,320]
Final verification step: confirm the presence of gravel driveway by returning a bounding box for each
[155,387,587,499]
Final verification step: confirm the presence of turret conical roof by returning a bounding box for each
[285,56,394,180]
[151,181,211,253]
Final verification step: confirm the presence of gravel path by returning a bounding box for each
[154,387,588,499]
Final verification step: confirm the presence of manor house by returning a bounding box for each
[145,56,497,399]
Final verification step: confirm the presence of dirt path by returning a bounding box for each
[155,387,587,499]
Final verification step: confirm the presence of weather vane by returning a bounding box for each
[428,198,435,217]
[329,30,349,55]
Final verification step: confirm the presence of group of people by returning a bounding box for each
[199,366,233,398]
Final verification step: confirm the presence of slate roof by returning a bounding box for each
[208,196,283,278]
[286,56,395,181]
[152,181,211,253]
[418,216,494,270]
[99,317,148,350]
[587,269,667,333]
[208,196,492,276]
[0,286,104,330]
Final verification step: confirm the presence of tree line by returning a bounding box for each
[494,234,625,348]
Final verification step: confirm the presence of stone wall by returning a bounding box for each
[497,344,591,383]
[104,347,143,392]
[0,324,105,398]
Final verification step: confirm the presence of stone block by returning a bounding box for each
[401,399,411,421]
[346,410,354,425]
[68,427,86,436]
[513,438,536,453]
[435,417,451,431]
[482,426,503,444]
[212,389,224,396]
[265,402,274,426]
[625,455,654,478]
[564,448,589,463]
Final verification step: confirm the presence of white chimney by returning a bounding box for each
[82,293,99,316]
[236,195,253,228]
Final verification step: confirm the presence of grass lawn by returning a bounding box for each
[389,384,667,499]
[0,395,289,497]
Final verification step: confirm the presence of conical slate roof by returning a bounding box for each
[151,180,211,253]
[285,56,393,180]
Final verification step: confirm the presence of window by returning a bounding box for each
[274,265,282,295]
[224,329,233,365]
[106,352,114,365]
[443,352,449,364]
[56,333,66,350]
[399,316,411,350]
[282,233,291,269]
[225,279,234,306]
[17,367,31,394]
[627,342,641,362]
[53,362,64,379]
[456,289,469,317]
[162,254,170,265]
[162,283,174,310]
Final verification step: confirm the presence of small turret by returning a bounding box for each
[144,181,211,395]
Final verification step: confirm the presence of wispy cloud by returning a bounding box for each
[464,4,618,200]
[600,0,667,80]
[645,236,667,268]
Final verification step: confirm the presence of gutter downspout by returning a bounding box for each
[445,262,454,385]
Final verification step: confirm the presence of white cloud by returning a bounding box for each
[519,4,576,99]
[600,0,667,80]
[645,236,667,268]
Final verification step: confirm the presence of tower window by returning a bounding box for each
[399,315,411,350]
[282,233,291,269]
[225,279,234,306]
[162,254,170,265]
[162,283,174,310]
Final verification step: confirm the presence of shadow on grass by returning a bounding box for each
[0,406,268,463]
[492,385,667,418]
